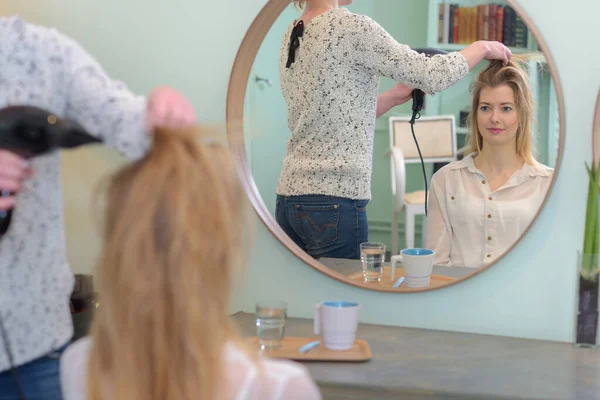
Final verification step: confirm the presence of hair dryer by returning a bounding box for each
[0,105,102,236]
[407,47,448,216]
[409,47,449,124]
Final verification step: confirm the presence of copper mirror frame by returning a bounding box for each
[226,0,565,292]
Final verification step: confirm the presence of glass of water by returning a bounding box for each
[360,242,385,282]
[255,301,287,349]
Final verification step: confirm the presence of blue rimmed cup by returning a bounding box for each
[313,301,360,350]
[390,248,435,288]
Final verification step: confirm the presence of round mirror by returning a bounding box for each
[227,0,564,292]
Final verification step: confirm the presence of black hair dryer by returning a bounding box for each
[0,105,102,236]
[410,47,448,124]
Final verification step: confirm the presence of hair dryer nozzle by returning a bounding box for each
[0,105,101,157]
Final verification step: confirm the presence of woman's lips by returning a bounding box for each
[488,128,504,134]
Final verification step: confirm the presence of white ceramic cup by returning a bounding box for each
[313,301,360,351]
[390,248,435,288]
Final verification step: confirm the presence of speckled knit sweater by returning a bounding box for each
[276,7,469,200]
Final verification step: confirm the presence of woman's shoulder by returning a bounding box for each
[60,337,92,400]
[225,342,321,399]
[532,162,554,176]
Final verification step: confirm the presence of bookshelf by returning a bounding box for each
[424,0,557,165]
[426,0,538,54]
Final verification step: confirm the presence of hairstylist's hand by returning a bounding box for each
[482,41,512,65]
[145,86,196,131]
[0,150,32,211]
[387,82,414,106]
[377,83,415,117]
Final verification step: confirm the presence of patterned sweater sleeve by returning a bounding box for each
[58,29,151,161]
[349,14,469,94]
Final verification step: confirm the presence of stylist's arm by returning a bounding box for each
[0,150,32,211]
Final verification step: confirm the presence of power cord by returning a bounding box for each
[410,89,428,217]
[0,312,26,400]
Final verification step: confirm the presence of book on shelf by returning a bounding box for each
[437,3,528,49]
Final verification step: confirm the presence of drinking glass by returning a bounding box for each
[255,301,287,349]
[360,242,385,282]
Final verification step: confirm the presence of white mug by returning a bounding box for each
[390,248,435,288]
[313,301,360,351]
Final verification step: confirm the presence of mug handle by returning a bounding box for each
[313,303,321,335]
[390,254,403,281]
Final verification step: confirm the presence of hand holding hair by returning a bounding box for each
[145,86,196,132]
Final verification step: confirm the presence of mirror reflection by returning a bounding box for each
[244,0,559,289]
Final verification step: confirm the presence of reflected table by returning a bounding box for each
[318,257,475,280]
[232,312,600,400]
[319,257,475,290]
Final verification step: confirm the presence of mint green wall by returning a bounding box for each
[6,0,597,343]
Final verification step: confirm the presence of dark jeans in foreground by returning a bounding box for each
[0,341,69,400]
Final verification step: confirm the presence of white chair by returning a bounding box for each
[387,115,457,255]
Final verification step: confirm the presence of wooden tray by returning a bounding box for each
[346,266,456,291]
[242,336,372,362]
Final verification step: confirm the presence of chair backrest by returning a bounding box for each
[387,115,457,212]
[389,147,406,213]
[388,115,457,164]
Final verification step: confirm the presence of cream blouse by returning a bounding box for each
[424,153,553,268]
[60,337,322,400]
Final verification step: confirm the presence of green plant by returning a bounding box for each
[582,160,600,281]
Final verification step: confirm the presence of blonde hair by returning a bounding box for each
[466,59,537,164]
[86,126,251,400]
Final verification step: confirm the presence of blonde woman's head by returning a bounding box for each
[87,126,251,400]
[467,59,537,164]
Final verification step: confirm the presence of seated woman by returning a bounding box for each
[425,59,553,268]
[59,127,321,399]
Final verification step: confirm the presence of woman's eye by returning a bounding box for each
[503,106,513,112]
[479,106,489,112]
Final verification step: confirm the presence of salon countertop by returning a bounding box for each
[231,312,600,400]
[318,257,475,279]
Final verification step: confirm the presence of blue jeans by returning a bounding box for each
[0,341,69,400]
[275,195,369,259]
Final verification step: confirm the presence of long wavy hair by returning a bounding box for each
[466,59,537,164]
[86,126,252,400]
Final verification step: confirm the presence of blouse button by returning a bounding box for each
[488,214,492,219]
[451,196,455,200]
[487,254,492,258]
[482,180,486,184]
[488,236,492,241]
[488,196,493,201]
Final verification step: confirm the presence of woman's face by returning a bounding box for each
[476,84,519,148]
